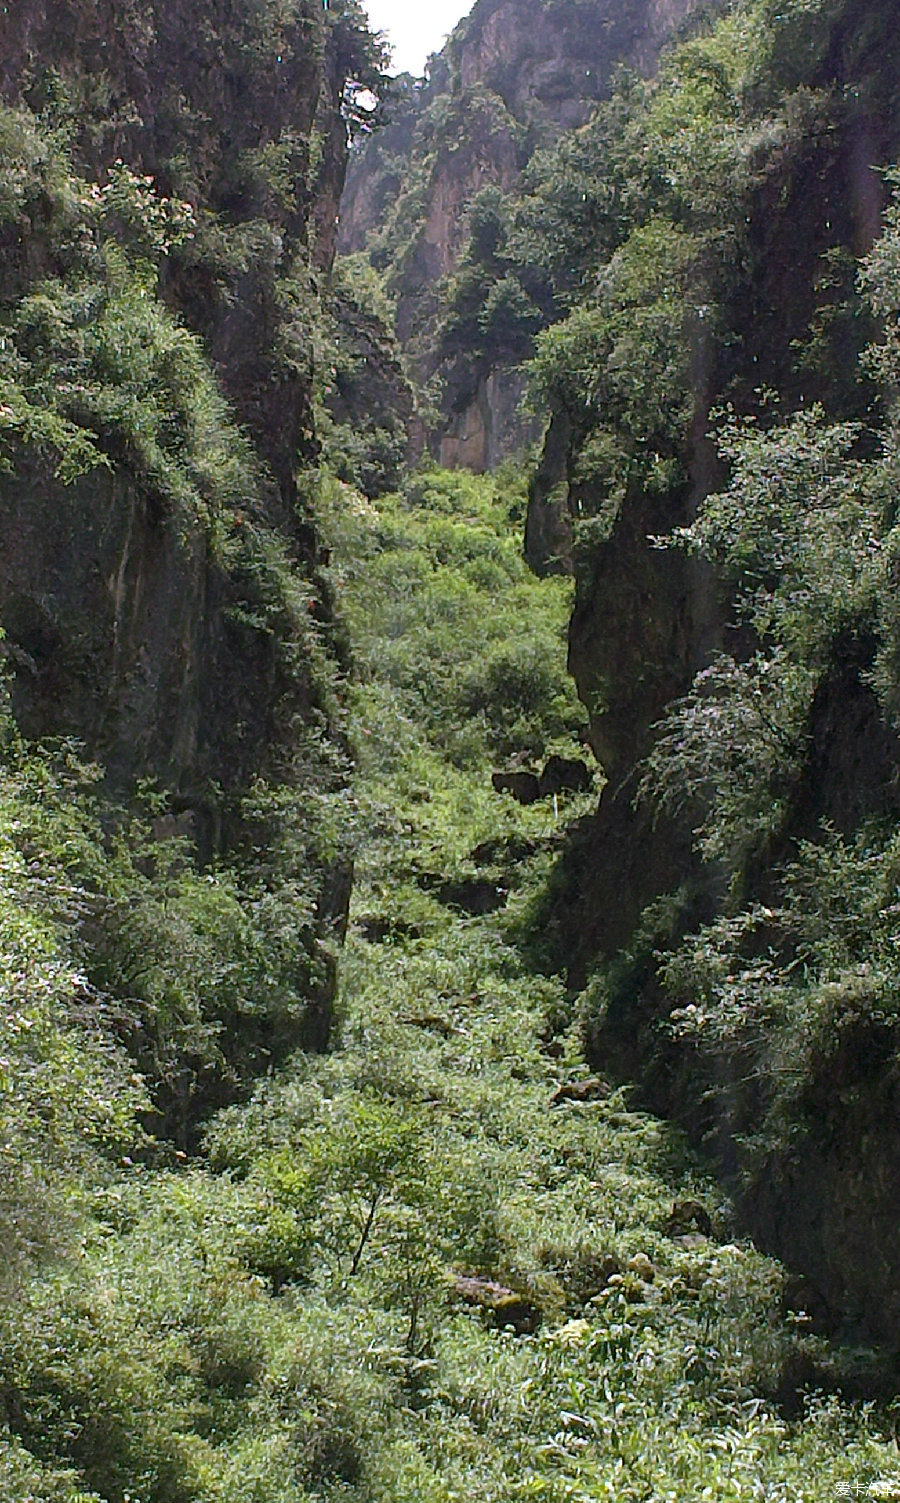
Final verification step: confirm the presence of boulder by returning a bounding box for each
[539,754,593,798]
[491,769,541,803]
[450,1274,541,1334]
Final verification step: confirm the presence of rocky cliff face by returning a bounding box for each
[340,0,700,467]
[450,0,690,118]
[0,0,379,1047]
[526,0,900,1346]
[1,0,328,485]
[545,0,900,980]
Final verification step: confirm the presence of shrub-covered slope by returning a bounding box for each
[4,462,897,1501]
[7,0,900,1491]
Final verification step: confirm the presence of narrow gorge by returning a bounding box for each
[2,1,900,1499]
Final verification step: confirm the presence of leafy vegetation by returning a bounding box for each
[326,462,587,770]
[0,0,364,1130]
[319,254,415,497]
[630,228,900,1171]
[3,459,899,1498]
[344,0,900,1360]
[6,0,900,1494]
[502,0,900,1337]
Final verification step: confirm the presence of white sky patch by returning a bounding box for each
[353,87,380,112]
[363,0,474,76]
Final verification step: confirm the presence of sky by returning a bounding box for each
[363,0,473,76]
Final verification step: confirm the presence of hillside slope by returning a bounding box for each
[514,0,900,1345]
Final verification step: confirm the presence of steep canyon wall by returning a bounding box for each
[0,0,379,1059]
